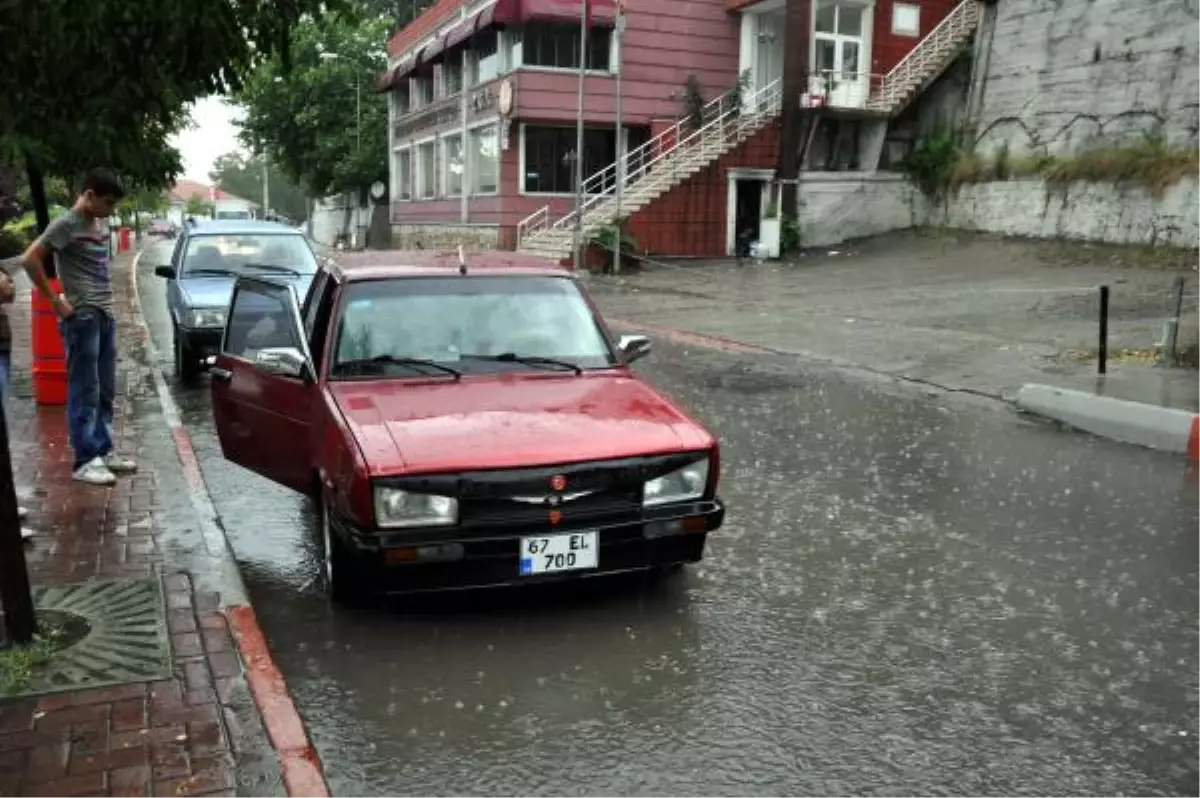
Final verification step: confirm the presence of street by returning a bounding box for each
[136,259,1198,796]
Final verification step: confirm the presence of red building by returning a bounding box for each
[381,0,981,258]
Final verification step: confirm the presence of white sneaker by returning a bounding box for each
[102,453,138,474]
[16,506,26,520]
[73,457,117,486]
[20,528,34,541]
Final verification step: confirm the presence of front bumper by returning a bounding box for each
[331,499,725,594]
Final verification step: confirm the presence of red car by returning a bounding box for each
[209,251,725,602]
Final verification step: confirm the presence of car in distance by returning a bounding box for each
[208,251,726,603]
[147,219,320,382]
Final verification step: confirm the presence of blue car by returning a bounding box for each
[153,220,321,382]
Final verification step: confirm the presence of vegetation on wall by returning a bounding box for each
[781,215,802,253]
[953,134,1199,199]
[680,75,707,133]
[899,128,962,202]
[903,129,1200,201]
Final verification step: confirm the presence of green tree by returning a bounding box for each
[210,152,310,222]
[183,194,215,219]
[0,0,344,235]
[235,10,390,200]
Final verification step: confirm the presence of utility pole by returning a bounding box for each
[613,0,625,275]
[261,160,270,220]
[572,0,589,271]
[0,402,35,644]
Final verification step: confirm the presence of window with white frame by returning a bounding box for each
[508,24,611,71]
[470,30,500,85]
[393,83,410,115]
[443,134,464,196]
[443,56,464,95]
[393,149,412,200]
[417,140,437,198]
[469,124,499,194]
[892,3,920,36]
[414,75,434,106]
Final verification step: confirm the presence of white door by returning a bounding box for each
[812,2,869,108]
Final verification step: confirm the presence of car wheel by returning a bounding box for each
[320,494,366,605]
[174,329,200,384]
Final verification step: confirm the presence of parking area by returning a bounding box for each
[589,230,1199,409]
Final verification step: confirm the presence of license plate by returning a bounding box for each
[519,531,598,576]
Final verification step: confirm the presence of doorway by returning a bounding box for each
[734,179,763,255]
[812,1,870,108]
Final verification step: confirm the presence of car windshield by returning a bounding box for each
[331,275,616,378]
[180,233,318,278]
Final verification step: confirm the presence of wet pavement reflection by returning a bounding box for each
[137,262,1199,796]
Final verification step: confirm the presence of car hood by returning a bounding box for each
[179,273,314,309]
[329,373,715,476]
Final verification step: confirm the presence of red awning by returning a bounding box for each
[421,36,447,63]
[375,61,414,92]
[518,0,615,25]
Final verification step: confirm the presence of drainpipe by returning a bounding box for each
[572,0,589,270]
[461,47,470,225]
[613,2,625,274]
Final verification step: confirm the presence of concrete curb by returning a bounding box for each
[127,249,331,798]
[1014,383,1200,460]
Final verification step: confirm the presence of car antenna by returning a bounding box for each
[457,244,468,275]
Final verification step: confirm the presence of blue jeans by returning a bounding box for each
[0,352,10,405]
[60,309,116,470]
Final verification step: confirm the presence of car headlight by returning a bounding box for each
[643,458,709,507]
[185,308,226,329]
[373,487,458,528]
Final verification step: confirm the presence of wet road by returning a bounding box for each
[136,259,1199,796]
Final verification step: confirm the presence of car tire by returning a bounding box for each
[320,493,367,605]
[174,328,200,384]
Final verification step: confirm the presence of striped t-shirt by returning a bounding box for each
[39,211,113,315]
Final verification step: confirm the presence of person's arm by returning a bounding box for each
[20,219,74,317]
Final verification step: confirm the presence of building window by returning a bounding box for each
[509,24,611,71]
[393,83,410,115]
[522,125,615,194]
[892,2,920,36]
[470,124,499,194]
[470,30,499,85]
[443,135,464,196]
[394,149,412,200]
[443,56,464,95]
[414,75,434,106]
[815,2,864,37]
[416,140,436,198]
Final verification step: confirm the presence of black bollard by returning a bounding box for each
[1098,284,1109,375]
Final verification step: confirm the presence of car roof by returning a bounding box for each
[327,250,574,282]
[183,219,299,236]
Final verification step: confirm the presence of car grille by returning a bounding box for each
[377,452,705,534]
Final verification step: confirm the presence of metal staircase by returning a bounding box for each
[516,79,783,262]
[514,0,980,262]
[865,0,980,115]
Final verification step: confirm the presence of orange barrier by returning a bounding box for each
[118,227,132,253]
[31,279,67,406]
[1188,416,1199,462]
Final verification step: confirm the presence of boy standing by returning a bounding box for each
[20,168,137,485]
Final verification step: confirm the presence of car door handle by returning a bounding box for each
[210,367,232,382]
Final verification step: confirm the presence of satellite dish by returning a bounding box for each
[370,181,386,200]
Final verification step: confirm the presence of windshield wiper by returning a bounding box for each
[184,267,238,277]
[462,353,583,375]
[241,262,303,277]
[335,355,462,379]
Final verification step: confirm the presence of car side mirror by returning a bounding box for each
[254,346,311,381]
[617,334,651,364]
[154,265,176,279]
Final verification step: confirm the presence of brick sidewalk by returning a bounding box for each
[0,257,273,797]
